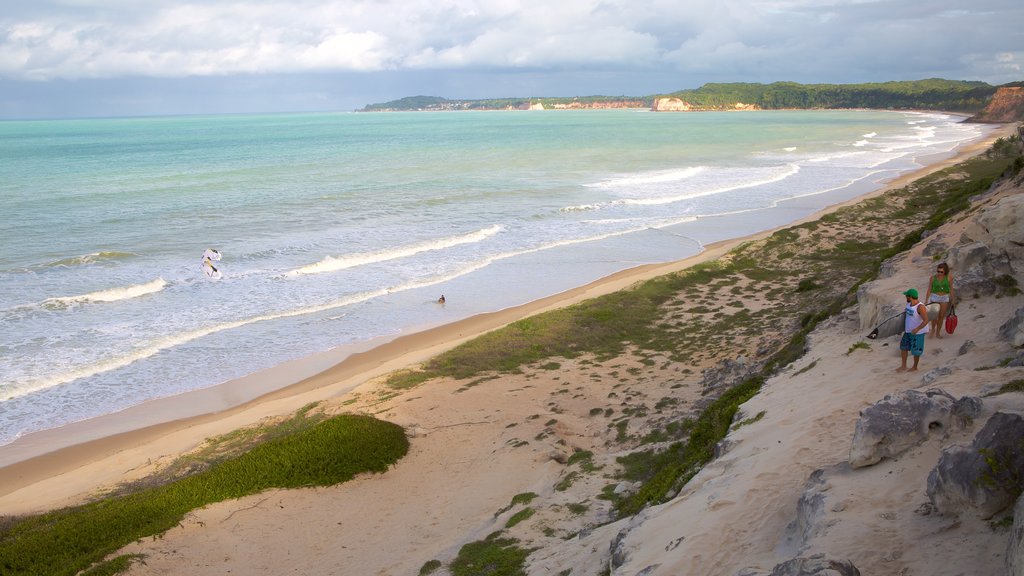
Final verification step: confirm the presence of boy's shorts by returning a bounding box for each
[900,332,925,357]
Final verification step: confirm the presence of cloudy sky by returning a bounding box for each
[1,0,1021,118]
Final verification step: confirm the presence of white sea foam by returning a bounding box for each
[853,140,870,147]
[783,147,797,152]
[5,287,391,401]
[616,163,800,207]
[290,225,503,276]
[587,166,706,188]
[862,132,877,138]
[42,278,168,308]
[565,164,800,211]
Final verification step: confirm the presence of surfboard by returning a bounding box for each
[201,248,222,279]
[202,261,222,280]
[866,302,940,340]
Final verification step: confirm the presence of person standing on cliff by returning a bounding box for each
[898,288,929,372]
[924,262,954,339]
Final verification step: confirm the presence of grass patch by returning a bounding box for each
[555,471,581,492]
[495,492,538,517]
[566,502,589,515]
[845,341,871,355]
[732,410,766,431]
[567,449,601,473]
[449,532,532,576]
[505,507,535,529]
[420,559,443,575]
[0,414,408,576]
[990,379,1024,396]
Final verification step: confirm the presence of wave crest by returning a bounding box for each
[45,251,137,267]
[43,278,168,308]
[291,225,503,276]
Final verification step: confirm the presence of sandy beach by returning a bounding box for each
[0,123,1011,511]
[1,121,1020,575]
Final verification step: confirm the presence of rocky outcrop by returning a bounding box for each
[967,86,1024,123]
[945,241,1016,299]
[1001,307,1024,347]
[737,554,861,576]
[927,411,1024,519]
[949,192,1024,298]
[779,469,830,554]
[652,97,693,112]
[1008,495,1024,576]
[971,193,1024,264]
[849,389,971,468]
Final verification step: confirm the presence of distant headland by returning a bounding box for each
[362,79,1024,120]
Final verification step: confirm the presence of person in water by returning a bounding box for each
[924,262,954,338]
[202,248,221,277]
[898,288,929,372]
[437,295,446,304]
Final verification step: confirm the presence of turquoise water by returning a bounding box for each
[0,110,988,445]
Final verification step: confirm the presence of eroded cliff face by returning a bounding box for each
[651,97,761,112]
[651,97,692,111]
[968,86,1024,123]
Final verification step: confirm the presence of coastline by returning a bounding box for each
[0,121,1015,516]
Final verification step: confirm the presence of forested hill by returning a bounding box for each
[667,79,994,112]
[361,79,1008,113]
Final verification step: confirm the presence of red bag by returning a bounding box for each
[945,304,958,334]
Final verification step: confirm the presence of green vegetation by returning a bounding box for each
[0,414,408,576]
[363,79,1000,113]
[505,507,536,529]
[846,341,871,355]
[732,410,767,431]
[566,502,590,515]
[420,559,443,575]
[667,79,994,112]
[495,492,538,517]
[993,380,1024,396]
[449,532,532,576]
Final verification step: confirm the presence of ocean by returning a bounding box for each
[0,109,989,447]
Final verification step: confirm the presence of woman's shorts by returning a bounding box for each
[900,332,926,357]
[928,294,950,303]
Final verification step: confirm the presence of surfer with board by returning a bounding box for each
[202,248,222,280]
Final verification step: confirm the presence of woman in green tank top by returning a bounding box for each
[924,262,955,338]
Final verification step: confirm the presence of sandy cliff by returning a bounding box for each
[969,86,1024,123]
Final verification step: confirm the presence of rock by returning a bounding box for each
[610,526,631,569]
[1000,307,1024,348]
[957,340,976,355]
[1008,495,1024,576]
[923,235,949,257]
[768,554,861,576]
[920,366,953,385]
[973,193,1024,264]
[849,389,955,468]
[877,256,901,279]
[927,412,1024,519]
[951,396,984,427]
[946,241,1015,300]
[780,470,830,555]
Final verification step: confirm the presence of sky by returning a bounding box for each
[0,0,1022,119]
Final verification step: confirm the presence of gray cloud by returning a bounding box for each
[0,1,1021,117]
[2,0,1020,82]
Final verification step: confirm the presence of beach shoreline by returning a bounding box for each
[0,121,1015,516]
